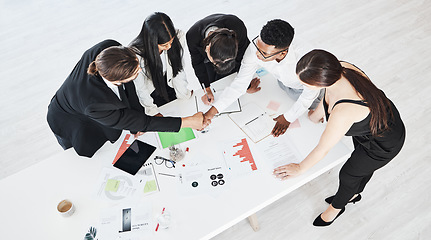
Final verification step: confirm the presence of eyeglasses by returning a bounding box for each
[154,156,176,168]
[252,36,289,59]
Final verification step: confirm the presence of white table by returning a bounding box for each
[0,73,351,240]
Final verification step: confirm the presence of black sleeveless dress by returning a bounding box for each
[323,91,405,209]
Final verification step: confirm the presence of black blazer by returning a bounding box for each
[186,14,250,87]
[47,40,181,157]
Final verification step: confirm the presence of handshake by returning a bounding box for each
[181,112,213,131]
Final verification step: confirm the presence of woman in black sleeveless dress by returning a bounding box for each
[273,49,405,226]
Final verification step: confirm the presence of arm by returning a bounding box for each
[85,104,181,133]
[171,30,192,100]
[207,45,258,118]
[273,104,358,180]
[308,98,325,123]
[283,85,320,122]
[171,70,191,99]
[186,28,211,87]
[133,69,160,116]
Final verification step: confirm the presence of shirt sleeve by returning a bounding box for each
[133,64,159,116]
[212,45,258,112]
[171,31,192,99]
[283,85,320,122]
[85,103,182,133]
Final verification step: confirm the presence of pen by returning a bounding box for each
[158,173,176,177]
[244,113,265,126]
[155,207,165,232]
[201,83,211,103]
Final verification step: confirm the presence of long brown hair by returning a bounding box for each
[87,46,139,81]
[296,49,393,136]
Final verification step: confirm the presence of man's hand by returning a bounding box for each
[154,113,164,117]
[273,163,302,180]
[204,106,219,121]
[246,77,261,94]
[132,131,145,139]
[271,115,290,137]
[201,87,214,105]
[181,112,210,130]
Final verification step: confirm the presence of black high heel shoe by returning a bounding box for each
[325,194,361,204]
[313,207,345,227]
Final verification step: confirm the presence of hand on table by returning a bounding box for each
[273,163,302,180]
[271,115,290,137]
[246,77,261,94]
[201,87,214,105]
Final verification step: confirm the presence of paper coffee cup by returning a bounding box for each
[57,199,75,217]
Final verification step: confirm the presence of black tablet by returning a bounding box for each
[113,140,156,175]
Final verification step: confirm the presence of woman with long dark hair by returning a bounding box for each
[130,12,191,116]
[273,49,405,226]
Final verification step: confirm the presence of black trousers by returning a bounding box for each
[331,138,393,209]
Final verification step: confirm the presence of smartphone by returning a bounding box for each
[122,208,131,232]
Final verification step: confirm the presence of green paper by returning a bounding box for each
[144,180,157,193]
[158,127,196,149]
[105,179,120,192]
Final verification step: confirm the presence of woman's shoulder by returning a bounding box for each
[340,61,369,80]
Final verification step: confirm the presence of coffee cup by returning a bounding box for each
[57,199,75,217]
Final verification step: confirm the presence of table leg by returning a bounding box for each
[248,213,260,232]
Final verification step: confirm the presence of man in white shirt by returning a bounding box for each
[204,19,323,137]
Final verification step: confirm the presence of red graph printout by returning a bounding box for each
[233,138,257,171]
[223,138,258,175]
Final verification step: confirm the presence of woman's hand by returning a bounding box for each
[273,163,303,180]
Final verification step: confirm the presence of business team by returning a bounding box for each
[47,12,405,227]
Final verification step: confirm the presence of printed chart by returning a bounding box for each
[222,138,258,176]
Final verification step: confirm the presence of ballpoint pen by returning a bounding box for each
[201,83,211,103]
[244,113,265,126]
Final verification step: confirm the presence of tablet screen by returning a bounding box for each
[113,140,156,175]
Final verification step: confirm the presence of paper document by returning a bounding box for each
[95,163,159,201]
[229,103,275,143]
[221,137,258,177]
[195,92,241,115]
[258,136,302,169]
[98,203,153,240]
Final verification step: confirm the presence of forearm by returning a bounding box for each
[205,106,219,119]
[299,145,330,173]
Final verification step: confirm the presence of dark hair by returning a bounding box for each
[203,28,238,75]
[296,49,393,136]
[129,12,183,101]
[87,46,139,81]
[260,19,294,49]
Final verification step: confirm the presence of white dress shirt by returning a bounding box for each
[134,30,191,116]
[102,77,121,101]
[212,38,319,122]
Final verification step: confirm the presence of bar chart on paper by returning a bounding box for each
[222,138,258,176]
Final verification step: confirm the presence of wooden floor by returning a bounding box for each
[1,0,430,239]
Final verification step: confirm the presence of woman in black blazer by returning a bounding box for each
[47,40,205,157]
[186,14,250,104]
